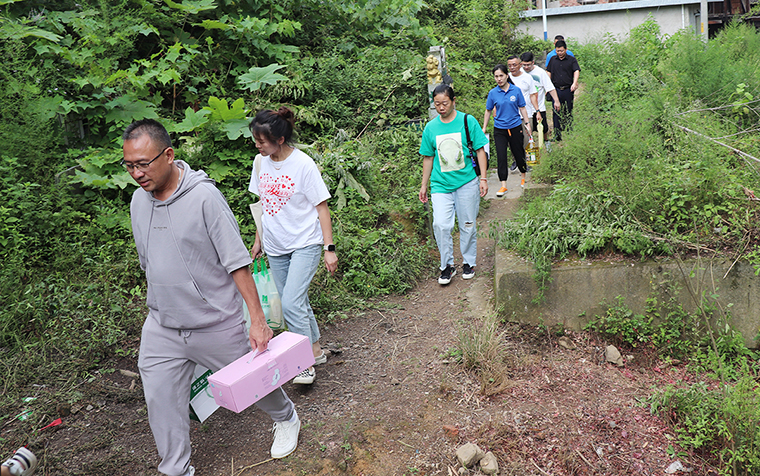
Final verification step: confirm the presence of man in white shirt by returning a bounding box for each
[507,55,540,169]
[521,51,560,142]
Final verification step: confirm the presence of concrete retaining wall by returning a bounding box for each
[495,248,760,348]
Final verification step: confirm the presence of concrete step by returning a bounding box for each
[489,174,759,349]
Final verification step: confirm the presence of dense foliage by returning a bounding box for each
[0,0,539,385]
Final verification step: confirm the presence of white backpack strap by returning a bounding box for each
[254,153,263,176]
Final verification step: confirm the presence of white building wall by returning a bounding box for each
[518,2,703,44]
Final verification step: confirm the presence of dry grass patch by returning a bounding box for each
[456,314,518,396]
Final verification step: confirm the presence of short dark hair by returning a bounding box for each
[506,55,520,62]
[521,52,535,63]
[249,107,296,145]
[554,35,565,41]
[122,119,172,150]
[555,40,567,49]
[432,84,455,101]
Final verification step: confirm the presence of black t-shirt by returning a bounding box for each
[546,55,580,88]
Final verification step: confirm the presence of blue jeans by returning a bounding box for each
[267,244,322,344]
[430,178,480,270]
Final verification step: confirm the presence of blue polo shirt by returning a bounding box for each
[485,84,525,130]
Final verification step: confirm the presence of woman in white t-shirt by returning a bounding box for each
[248,107,338,385]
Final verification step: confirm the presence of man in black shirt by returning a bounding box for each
[546,40,580,141]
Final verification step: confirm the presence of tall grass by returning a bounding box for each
[493,21,760,283]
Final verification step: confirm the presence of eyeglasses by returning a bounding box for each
[121,147,169,172]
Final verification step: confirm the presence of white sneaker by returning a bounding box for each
[270,413,301,459]
[2,447,37,476]
[314,351,327,366]
[292,367,315,384]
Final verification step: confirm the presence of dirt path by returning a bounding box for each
[5,186,707,475]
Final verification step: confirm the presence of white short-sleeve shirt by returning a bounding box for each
[509,69,539,116]
[248,148,331,256]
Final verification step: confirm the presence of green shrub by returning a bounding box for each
[502,20,760,290]
[651,364,760,476]
[585,277,703,359]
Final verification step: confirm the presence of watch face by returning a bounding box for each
[326,244,335,252]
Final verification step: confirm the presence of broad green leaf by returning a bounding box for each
[104,96,159,123]
[157,69,181,85]
[134,23,159,36]
[73,170,116,189]
[85,150,122,168]
[206,162,234,182]
[163,0,217,14]
[197,20,230,30]
[173,107,211,133]
[166,43,183,63]
[222,118,252,140]
[6,25,62,42]
[237,64,287,92]
[110,173,136,190]
[204,97,247,122]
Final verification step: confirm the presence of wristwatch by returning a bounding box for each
[324,244,336,252]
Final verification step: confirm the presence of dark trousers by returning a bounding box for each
[553,88,574,141]
[494,125,526,181]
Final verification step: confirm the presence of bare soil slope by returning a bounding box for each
[1,198,710,476]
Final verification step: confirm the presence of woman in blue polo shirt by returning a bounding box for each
[483,64,532,197]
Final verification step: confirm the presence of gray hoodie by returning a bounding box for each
[131,160,252,330]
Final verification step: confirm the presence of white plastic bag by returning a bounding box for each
[189,365,219,422]
[243,258,284,331]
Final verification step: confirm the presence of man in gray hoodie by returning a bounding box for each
[123,119,300,476]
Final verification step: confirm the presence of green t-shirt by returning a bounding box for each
[419,111,488,194]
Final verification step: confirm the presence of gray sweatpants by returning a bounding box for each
[138,314,295,476]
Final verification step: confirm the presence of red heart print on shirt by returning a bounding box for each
[260,173,295,215]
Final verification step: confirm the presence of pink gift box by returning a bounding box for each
[208,331,315,413]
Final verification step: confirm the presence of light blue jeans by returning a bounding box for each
[430,178,480,270]
[267,244,322,344]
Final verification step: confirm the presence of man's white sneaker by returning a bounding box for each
[270,413,301,459]
[2,447,37,476]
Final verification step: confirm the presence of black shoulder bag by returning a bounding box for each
[463,114,487,178]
